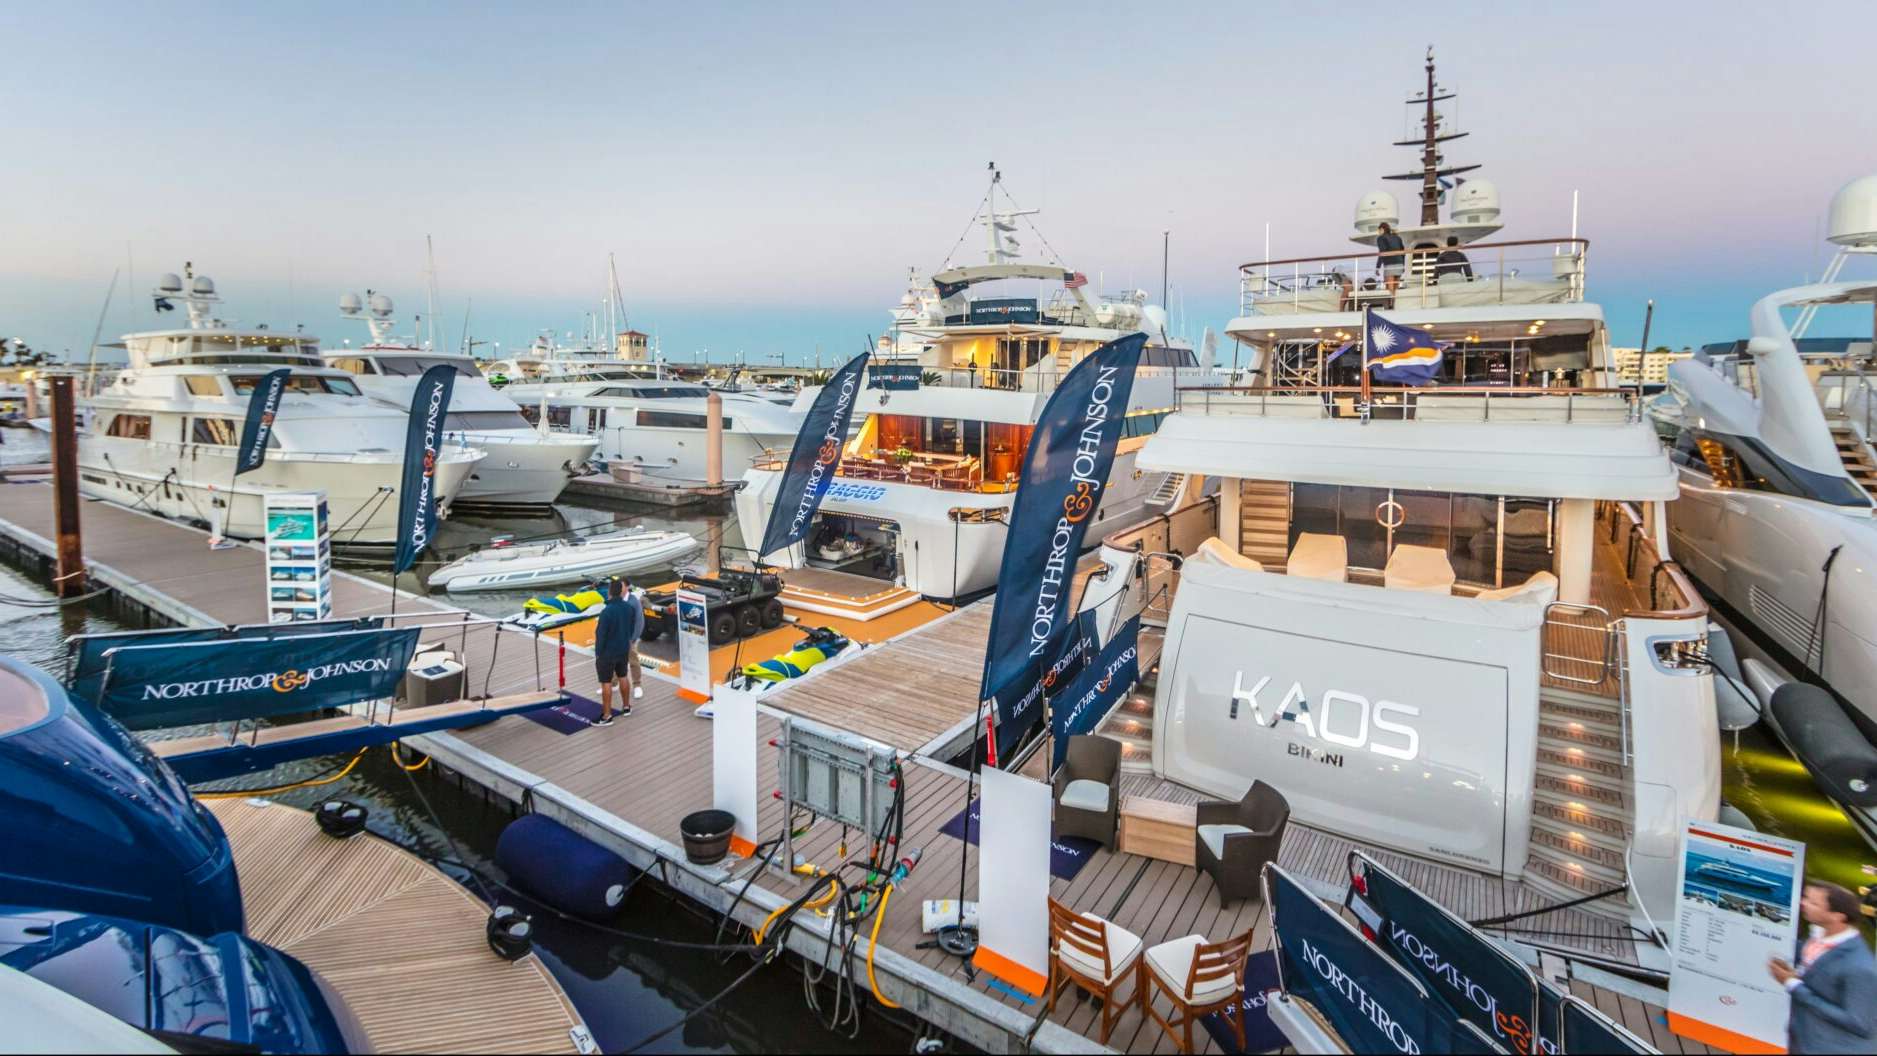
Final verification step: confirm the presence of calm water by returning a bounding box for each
[0,556,912,1054]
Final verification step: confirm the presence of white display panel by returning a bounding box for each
[1667,821,1804,1053]
[263,491,333,623]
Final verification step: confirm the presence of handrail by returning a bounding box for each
[1239,236,1591,274]
[1174,384,1638,397]
[1607,501,1705,620]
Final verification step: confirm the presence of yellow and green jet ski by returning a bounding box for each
[736,627,850,686]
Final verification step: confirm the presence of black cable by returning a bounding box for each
[1468,884,1628,928]
[613,952,770,1054]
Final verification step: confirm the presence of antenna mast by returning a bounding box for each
[1383,47,1478,226]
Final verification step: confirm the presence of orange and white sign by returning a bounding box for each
[971,766,1051,996]
[1666,821,1804,1054]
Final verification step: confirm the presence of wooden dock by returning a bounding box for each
[0,483,1714,1055]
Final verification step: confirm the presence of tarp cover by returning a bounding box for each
[95,626,419,730]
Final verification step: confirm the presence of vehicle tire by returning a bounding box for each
[736,604,762,638]
[708,610,737,645]
[641,618,664,642]
[760,599,785,629]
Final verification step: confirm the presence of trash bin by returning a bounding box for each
[403,655,465,708]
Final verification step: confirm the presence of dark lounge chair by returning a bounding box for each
[1194,780,1289,905]
[1053,735,1122,850]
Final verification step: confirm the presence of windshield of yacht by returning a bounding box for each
[372,356,483,378]
[593,384,710,399]
[445,410,532,431]
[230,373,362,396]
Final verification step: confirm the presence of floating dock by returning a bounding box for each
[0,482,1717,1054]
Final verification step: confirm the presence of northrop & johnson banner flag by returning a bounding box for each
[393,363,456,575]
[978,333,1143,705]
[234,368,290,476]
[758,350,869,561]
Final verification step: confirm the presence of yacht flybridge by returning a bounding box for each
[1663,173,1877,848]
[736,170,1200,602]
[1086,57,1719,974]
[78,267,483,545]
[326,292,597,509]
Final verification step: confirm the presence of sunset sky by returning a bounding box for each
[4,1,1872,361]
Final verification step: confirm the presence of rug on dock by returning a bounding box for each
[1199,950,1285,1054]
[521,692,605,735]
[937,800,1098,882]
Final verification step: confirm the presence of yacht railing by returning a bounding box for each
[1237,237,1590,316]
[1176,384,1643,423]
[1816,367,1877,438]
[86,437,484,465]
[1603,500,1703,620]
[902,363,1186,395]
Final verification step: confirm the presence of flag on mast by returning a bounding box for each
[1364,308,1447,385]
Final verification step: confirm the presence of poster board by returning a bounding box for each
[972,766,1051,996]
[710,685,759,858]
[263,491,332,624]
[675,588,710,704]
[1666,820,1804,1054]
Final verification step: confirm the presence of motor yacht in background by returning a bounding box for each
[1662,174,1877,847]
[326,292,597,510]
[78,267,483,545]
[1080,56,1718,976]
[736,171,1200,603]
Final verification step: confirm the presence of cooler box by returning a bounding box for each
[402,654,465,708]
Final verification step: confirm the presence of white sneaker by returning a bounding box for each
[633,685,644,700]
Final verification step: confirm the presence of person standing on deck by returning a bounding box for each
[592,578,644,725]
[1375,221,1407,300]
[1768,880,1877,1053]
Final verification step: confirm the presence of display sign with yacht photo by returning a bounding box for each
[1666,822,1803,1052]
[264,492,333,623]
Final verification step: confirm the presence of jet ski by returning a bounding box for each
[728,627,851,692]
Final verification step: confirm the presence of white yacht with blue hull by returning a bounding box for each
[1662,176,1877,848]
[736,174,1203,602]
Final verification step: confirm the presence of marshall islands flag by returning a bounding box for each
[1364,308,1447,385]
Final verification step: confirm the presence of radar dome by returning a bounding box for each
[338,292,364,316]
[367,293,394,318]
[1354,190,1399,235]
[1826,174,1877,248]
[156,272,183,293]
[190,276,216,296]
[1450,179,1501,226]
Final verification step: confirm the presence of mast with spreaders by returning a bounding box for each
[1383,47,1479,226]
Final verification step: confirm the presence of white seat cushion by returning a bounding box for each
[1384,544,1456,594]
[1286,532,1348,582]
[1057,914,1143,984]
[1474,570,1559,604]
[1060,779,1111,813]
[1197,823,1254,860]
[1195,537,1263,573]
[1144,934,1240,1005]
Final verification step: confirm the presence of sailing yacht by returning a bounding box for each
[735,172,1198,603]
[78,267,483,545]
[1082,56,1719,975]
[325,293,597,509]
[1661,174,1877,846]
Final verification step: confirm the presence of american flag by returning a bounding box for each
[1063,271,1087,289]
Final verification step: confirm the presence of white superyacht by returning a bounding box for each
[326,292,597,509]
[78,268,483,545]
[1081,58,1718,978]
[735,172,1198,602]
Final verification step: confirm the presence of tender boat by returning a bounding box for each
[427,528,700,592]
[78,266,483,545]
[326,292,598,509]
[736,169,1206,602]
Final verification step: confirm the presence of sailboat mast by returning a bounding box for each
[1420,51,1440,225]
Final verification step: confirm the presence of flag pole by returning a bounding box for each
[1359,308,1373,409]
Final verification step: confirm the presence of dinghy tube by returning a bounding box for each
[1770,682,1877,808]
[495,814,635,917]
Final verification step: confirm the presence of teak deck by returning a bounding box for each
[0,483,1712,1054]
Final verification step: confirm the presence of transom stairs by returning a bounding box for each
[1830,421,1877,493]
[1525,685,1635,921]
[1238,480,1292,567]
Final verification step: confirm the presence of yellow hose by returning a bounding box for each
[754,878,838,946]
[391,740,431,772]
[195,748,369,800]
[867,884,900,1009]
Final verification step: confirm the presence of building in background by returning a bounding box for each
[615,329,652,361]
[1612,345,1692,383]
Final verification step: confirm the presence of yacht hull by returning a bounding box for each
[598,425,789,484]
[451,431,597,507]
[735,449,1156,602]
[428,531,700,592]
[77,436,480,546]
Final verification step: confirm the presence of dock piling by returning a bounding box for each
[49,375,86,598]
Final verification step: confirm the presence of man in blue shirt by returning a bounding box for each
[592,578,644,726]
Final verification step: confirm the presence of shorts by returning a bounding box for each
[1380,262,1404,278]
[596,650,635,682]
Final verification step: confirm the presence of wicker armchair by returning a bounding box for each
[1053,735,1122,850]
[1194,780,1289,906]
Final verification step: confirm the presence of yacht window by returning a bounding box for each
[183,375,223,397]
[329,357,377,375]
[190,417,240,446]
[594,385,708,399]
[925,418,961,454]
[445,411,532,432]
[636,410,729,429]
[1141,346,1199,368]
[177,354,325,368]
[373,357,482,378]
[230,374,361,396]
[1121,411,1168,438]
[1499,498,1556,584]
[1285,483,1551,587]
[547,405,572,430]
[105,414,152,439]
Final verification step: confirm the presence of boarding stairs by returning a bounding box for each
[1144,471,1187,512]
[1108,657,1161,774]
[1237,479,1293,567]
[1522,685,1635,921]
[1268,341,1324,389]
[1829,421,1877,494]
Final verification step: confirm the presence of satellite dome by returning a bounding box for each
[190,276,216,296]
[1826,174,1877,248]
[338,292,364,316]
[1450,179,1501,225]
[367,293,394,318]
[1353,190,1399,235]
[156,272,184,293]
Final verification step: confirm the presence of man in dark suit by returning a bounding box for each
[1768,880,1877,1053]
